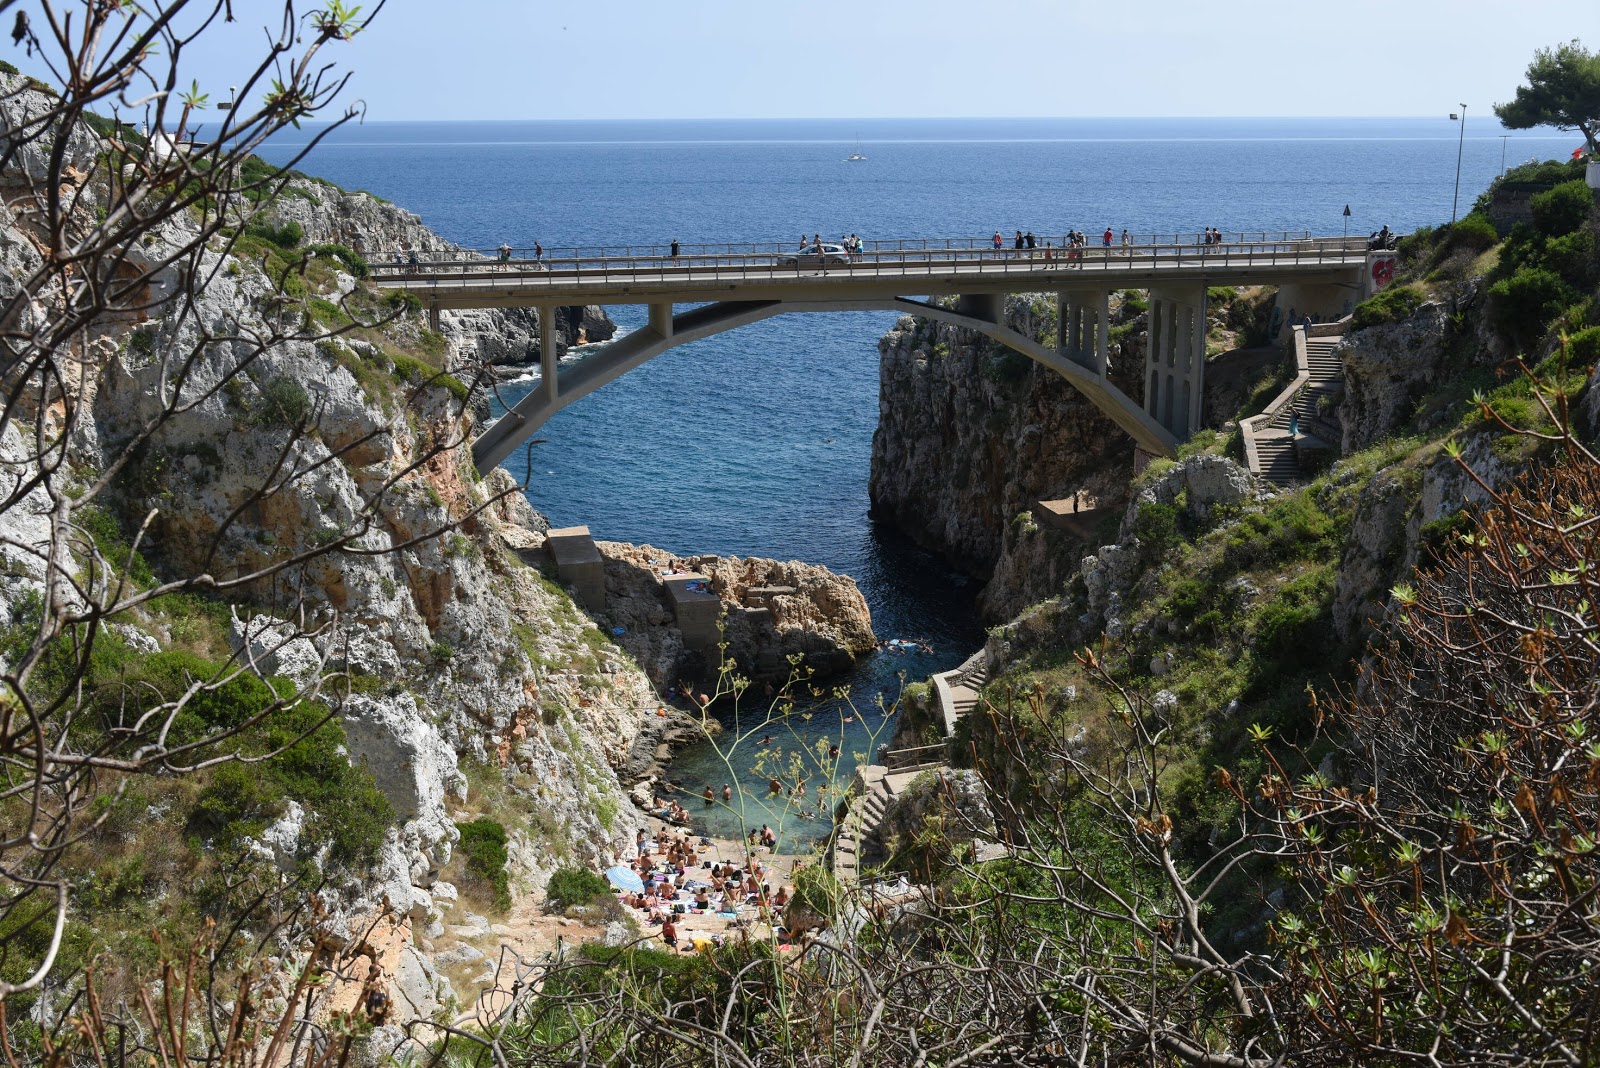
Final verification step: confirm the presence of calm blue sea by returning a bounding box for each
[260,117,1571,846]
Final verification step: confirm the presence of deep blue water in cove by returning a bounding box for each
[259,117,1571,847]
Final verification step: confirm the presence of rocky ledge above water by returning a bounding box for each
[592,541,877,687]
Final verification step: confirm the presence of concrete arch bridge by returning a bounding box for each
[368,233,1389,470]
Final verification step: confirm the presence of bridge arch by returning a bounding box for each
[470,296,1178,471]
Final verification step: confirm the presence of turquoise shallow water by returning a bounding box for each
[261,117,1571,847]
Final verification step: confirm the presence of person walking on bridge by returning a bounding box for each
[1121,228,1131,255]
[1024,230,1036,251]
[1102,227,1113,254]
[992,231,1003,253]
[670,238,680,261]
[1014,230,1025,254]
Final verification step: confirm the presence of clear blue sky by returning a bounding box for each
[16,0,1600,121]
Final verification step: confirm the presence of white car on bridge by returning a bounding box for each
[778,243,851,269]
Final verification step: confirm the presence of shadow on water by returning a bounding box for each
[655,520,986,852]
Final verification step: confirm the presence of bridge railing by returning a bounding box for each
[366,235,1375,288]
[369,229,1319,269]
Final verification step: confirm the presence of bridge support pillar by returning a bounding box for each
[1056,289,1110,376]
[648,302,674,340]
[1145,284,1207,440]
[427,304,441,333]
[538,302,560,407]
[956,292,1002,324]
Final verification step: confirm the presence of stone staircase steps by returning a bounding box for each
[1246,323,1349,488]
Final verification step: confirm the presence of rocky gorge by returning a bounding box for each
[0,73,875,1031]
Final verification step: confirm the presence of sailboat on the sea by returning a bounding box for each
[846,132,866,162]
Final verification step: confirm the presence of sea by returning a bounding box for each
[259,117,1573,847]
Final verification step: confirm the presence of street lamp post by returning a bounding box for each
[1343,204,1351,242]
[1450,104,1467,224]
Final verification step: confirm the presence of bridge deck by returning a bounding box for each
[372,238,1373,308]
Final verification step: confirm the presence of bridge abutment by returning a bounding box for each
[1145,284,1207,440]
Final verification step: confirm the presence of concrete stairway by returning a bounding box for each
[829,767,931,885]
[932,649,992,736]
[1242,323,1347,488]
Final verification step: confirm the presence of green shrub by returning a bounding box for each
[1351,285,1425,330]
[77,505,154,585]
[307,243,369,279]
[116,651,392,866]
[1247,567,1338,691]
[1529,179,1596,237]
[1132,501,1180,560]
[1567,325,1600,365]
[390,352,470,403]
[546,865,609,912]
[1417,510,1472,564]
[0,60,18,77]
[458,818,513,910]
[1488,267,1574,349]
[382,290,422,317]
[244,217,304,249]
[306,296,353,328]
[1445,212,1498,254]
[257,375,312,429]
[1542,228,1598,291]
[1206,286,1237,304]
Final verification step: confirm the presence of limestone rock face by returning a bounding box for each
[1338,302,1457,453]
[0,75,656,961]
[1124,454,1258,530]
[1332,468,1422,644]
[869,295,1139,618]
[593,541,877,685]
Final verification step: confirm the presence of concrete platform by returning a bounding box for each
[546,526,605,611]
[662,573,722,654]
[1033,497,1114,540]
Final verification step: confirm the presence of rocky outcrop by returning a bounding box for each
[593,541,876,686]
[0,75,651,1023]
[1331,467,1422,644]
[869,295,1138,618]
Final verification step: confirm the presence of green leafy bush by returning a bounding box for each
[458,818,513,910]
[1351,285,1425,330]
[545,865,609,912]
[1488,267,1574,349]
[1132,501,1180,561]
[77,505,154,585]
[1444,212,1498,254]
[244,217,304,249]
[307,243,370,279]
[115,651,393,865]
[1567,325,1600,365]
[1528,179,1596,237]
[258,375,312,428]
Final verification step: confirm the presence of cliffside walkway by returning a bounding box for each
[1242,319,1349,486]
[368,233,1386,470]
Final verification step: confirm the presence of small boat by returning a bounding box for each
[846,132,866,162]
